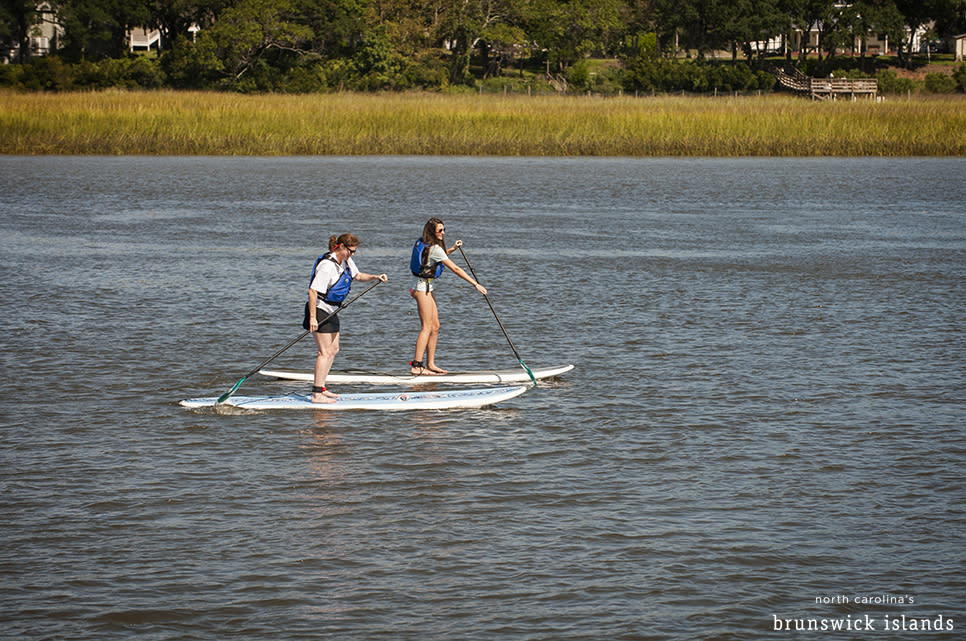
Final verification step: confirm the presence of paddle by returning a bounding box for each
[215,279,383,404]
[457,245,537,386]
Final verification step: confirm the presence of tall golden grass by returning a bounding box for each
[1,89,964,156]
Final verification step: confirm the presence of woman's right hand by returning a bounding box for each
[475,283,487,295]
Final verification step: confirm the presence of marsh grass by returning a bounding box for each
[1,90,964,156]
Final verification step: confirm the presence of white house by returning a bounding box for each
[129,27,162,53]
[955,34,966,61]
[783,19,934,57]
[128,24,201,52]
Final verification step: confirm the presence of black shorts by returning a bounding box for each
[303,302,340,334]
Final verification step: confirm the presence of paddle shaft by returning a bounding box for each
[457,246,536,385]
[216,279,382,404]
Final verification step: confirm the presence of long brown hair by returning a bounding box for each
[328,233,359,252]
[421,218,445,248]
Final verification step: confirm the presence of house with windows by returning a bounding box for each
[2,3,199,62]
[1,2,62,63]
[782,19,934,57]
[30,2,60,56]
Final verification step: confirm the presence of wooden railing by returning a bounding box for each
[808,77,878,99]
[772,67,878,100]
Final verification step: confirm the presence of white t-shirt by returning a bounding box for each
[311,256,359,313]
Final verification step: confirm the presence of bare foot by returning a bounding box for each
[410,361,444,376]
[411,365,439,376]
[412,366,443,376]
[311,392,337,404]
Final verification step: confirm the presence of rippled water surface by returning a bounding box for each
[2,156,964,640]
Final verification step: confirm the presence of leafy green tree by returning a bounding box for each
[777,0,833,62]
[10,0,966,93]
[621,0,658,38]
[364,0,443,56]
[160,34,207,87]
[295,0,367,58]
[933,0,966,36]
[655,0,758,58]
[56,0,151,61]
[441,0,480,84]
[820,1,855,57]
[527,0,624,71]
[436,0,530,85]
[189,0,312,86]
[145,0,232,50]
[841,1,869,57]
[862,1,905,57]
[720,0,786,61]
[893,0,950,66]
[475,3,529,79]
[351,22,408,87]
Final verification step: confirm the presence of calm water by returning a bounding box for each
[1,156,964,640]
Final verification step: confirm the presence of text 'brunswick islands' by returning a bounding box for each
[773,614,954,632]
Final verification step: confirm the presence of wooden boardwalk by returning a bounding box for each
[773,67,878,100]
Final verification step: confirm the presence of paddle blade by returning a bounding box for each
[216,376,247,404]
[520,360,537,386]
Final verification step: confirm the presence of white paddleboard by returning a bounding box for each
[259,364,574,385]
[181,385,528,411]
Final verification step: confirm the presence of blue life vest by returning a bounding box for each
[410,238,445,279]
[309,253,352,305]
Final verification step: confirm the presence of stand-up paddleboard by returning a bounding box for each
[258,364,574,385]
[181,385,528,411]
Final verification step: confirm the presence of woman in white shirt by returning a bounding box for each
[409,218,486,375]
[305,233,387,403]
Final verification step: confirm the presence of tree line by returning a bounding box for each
[2,0,965,93]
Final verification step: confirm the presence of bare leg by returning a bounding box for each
[412,290,444,375]
[312,331,340,403]
[423,292,447,373]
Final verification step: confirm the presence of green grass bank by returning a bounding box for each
[2,90,965,156]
